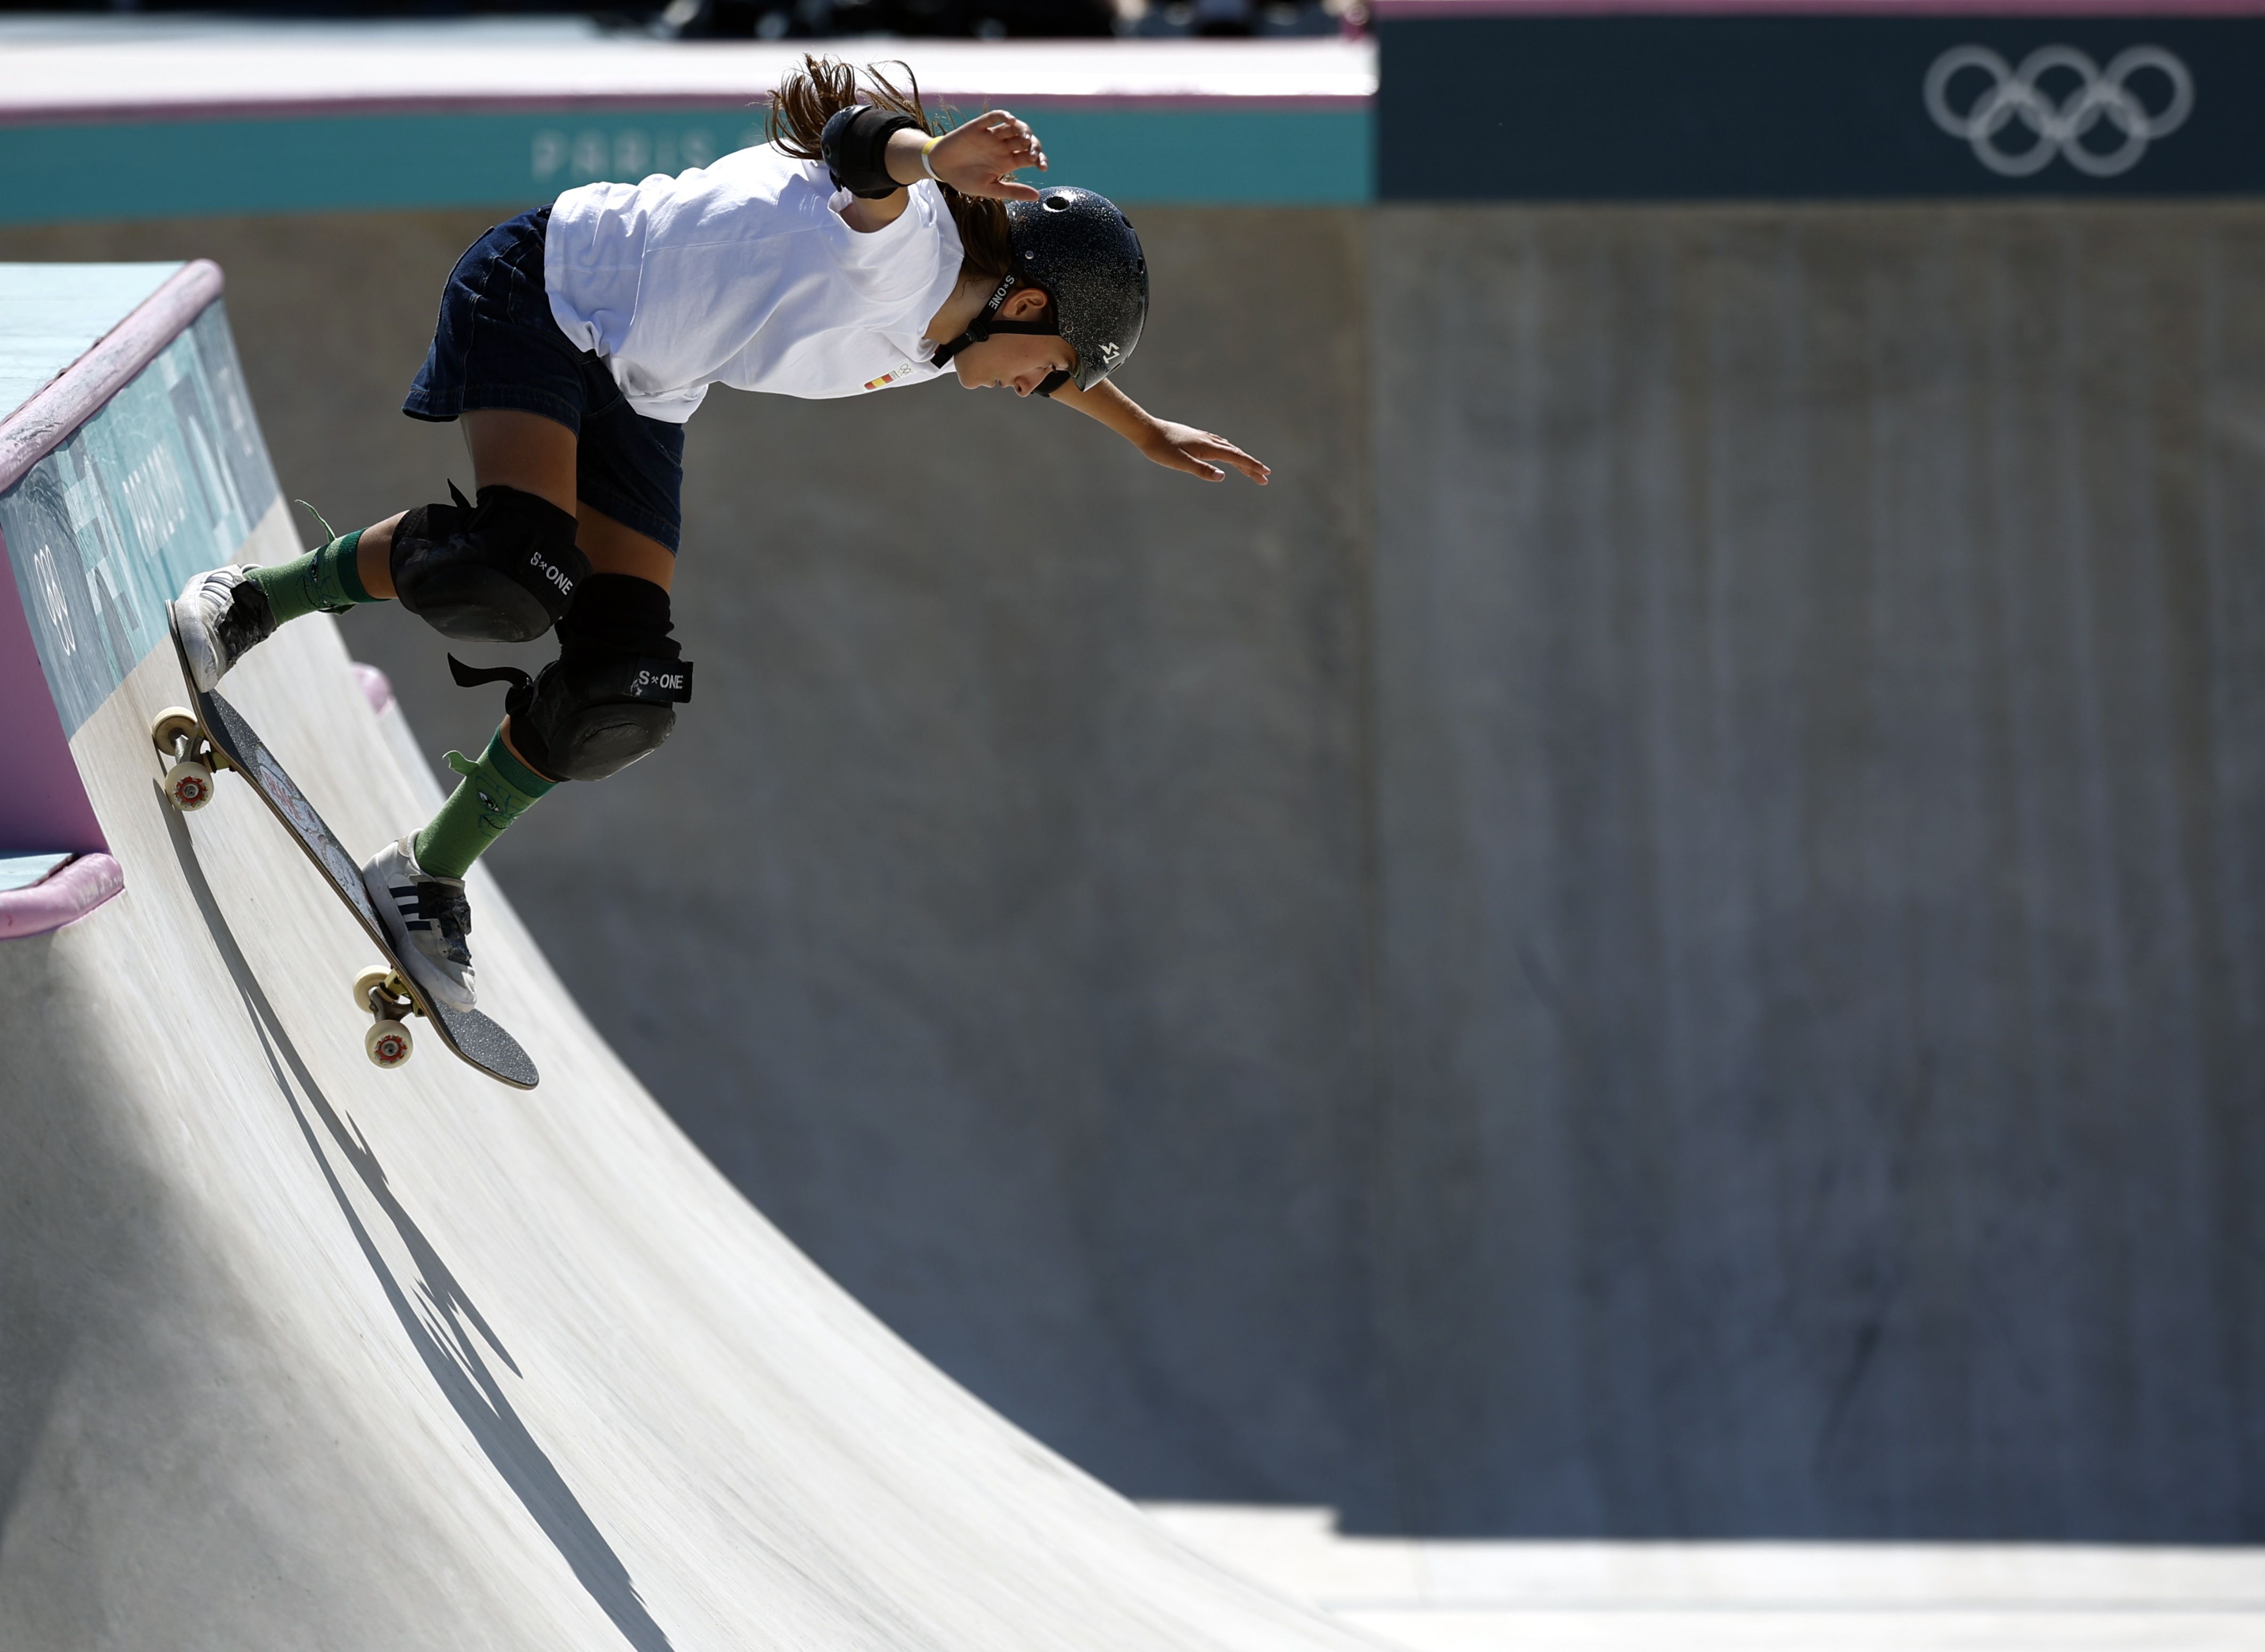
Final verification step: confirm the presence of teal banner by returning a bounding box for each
[0,104,1370,224]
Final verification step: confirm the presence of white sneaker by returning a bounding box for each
[171,565,276,693]
[360,836,477,1015]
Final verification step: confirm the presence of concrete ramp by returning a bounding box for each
[0,268,1371,1650]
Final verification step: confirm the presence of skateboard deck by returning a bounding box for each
[158,611,538,1089]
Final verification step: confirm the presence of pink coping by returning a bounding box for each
[0,853,124,938]
[352,661,396,717]
[0,259,227,936]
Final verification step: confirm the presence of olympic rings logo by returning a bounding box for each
[1924,45,2194,178]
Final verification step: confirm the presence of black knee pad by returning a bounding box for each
[516,645,690,781]
[391,482,591,643]
[447,574,692,783]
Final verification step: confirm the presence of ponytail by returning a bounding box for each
[766,53,1017,284]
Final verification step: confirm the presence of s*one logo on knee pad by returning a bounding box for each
[1925,45,2194,178]
[528,549,577,599]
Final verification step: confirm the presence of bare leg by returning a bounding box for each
[575,502,676,592]
[355,406,576,597]
[357,410,673,593]
[462,406,580,514]
[354,512,405,600]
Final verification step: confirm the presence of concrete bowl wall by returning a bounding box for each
[0,205,1395,1516]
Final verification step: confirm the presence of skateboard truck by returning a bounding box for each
[151,706,226,811]
[353,966,418,1069]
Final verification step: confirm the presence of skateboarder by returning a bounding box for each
[169,55,1268,1018]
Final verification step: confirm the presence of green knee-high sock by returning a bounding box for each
[249,529,381,625]
[412,725,555,880]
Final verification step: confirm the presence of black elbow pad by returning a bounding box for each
[821,106,922,199]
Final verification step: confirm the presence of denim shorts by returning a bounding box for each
[404,207,686,554]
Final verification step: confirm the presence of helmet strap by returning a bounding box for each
[929,275,1060,371]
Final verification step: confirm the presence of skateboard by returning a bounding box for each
[152,611,538,1089]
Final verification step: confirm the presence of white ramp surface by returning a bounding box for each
[0,269,1376,1651]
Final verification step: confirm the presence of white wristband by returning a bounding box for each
[920,135,944,183]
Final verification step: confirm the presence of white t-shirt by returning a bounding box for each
[543,143,963,423]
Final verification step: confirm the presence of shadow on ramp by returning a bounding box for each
[163,796,676,1652]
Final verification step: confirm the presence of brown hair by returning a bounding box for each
[766,54,1016,284]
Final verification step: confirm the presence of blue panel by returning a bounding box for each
[0,303,281,733]
[0,852,71,891]
[0,105,1371,224]
[0,263,183,417]
[1380,15,2265,201]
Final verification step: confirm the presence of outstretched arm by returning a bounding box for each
[1051,379,1271,485]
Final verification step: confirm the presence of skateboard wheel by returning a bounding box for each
[353,965,399,1013]
[162,758,216,812]
[150,707,200,757]
[365,1018,414,1069]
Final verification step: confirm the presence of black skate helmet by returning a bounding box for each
[932,185,1148,396]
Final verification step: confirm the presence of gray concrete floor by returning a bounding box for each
[1148,1504,2265,1650]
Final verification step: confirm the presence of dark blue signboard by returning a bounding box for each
[1378,13,2265,199]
